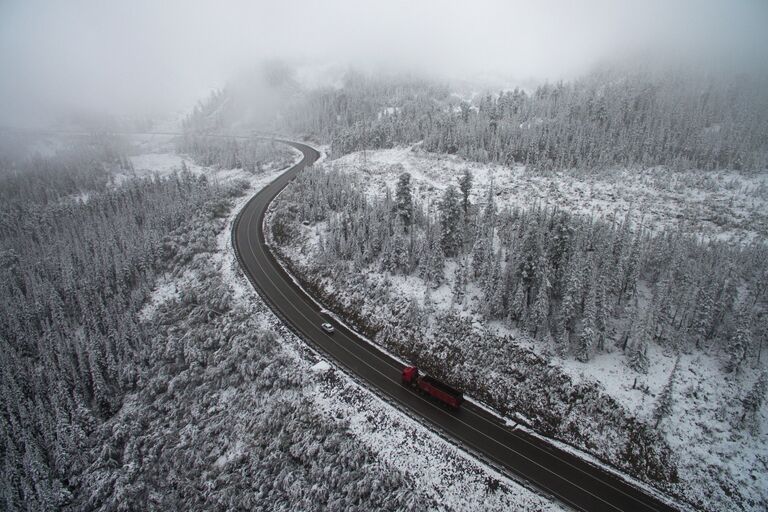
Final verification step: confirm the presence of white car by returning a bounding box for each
[321,322,335,334]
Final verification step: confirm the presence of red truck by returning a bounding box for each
[401,366,464,408]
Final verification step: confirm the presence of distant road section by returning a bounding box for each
[234,139,681,512]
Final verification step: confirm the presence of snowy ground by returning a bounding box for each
[277,145,768,510]
[133,137,565,511]
[127,134,292,183]
[328,145,768,243]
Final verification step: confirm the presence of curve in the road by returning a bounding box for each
[232,139,683,512]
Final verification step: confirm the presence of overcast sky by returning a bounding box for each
[1,0,766,124]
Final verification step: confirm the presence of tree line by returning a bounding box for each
[175,134,296,173]
[265,68,768,172]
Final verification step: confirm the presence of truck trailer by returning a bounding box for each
[401,366,463,408]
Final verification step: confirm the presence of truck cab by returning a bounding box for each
[402,366,418,385]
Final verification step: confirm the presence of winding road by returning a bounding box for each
[232,139,682,512]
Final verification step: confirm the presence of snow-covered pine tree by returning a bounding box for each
[452,257,468,305]
[690,277,715,350]
[517,217,542,308]
[724,309,752,373]
[438,185,463,257]
[471,183,496,277]
[623,220,644,300]
[741,371,767,433]
[651,275,672,346]
[559,253,583,338]
[458,168,473,216]
[472,232,490,280]
[481,249,506,319]
[423,286,434,318]
[418,230,445,287]
[627,311,652,373]
[405,296,420,321]
[594,266,610,351]
[653,356,679,428]
[528,280,550,340]
[527,255,551,339]
[509,283,526,324]
[576,278,597,362]
[712,271,738,338]
[756,314,768,365]
[395,172,413,229]
[608,209,632,305]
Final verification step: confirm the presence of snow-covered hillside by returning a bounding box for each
[328,146,768,243]
[269,146,768,511]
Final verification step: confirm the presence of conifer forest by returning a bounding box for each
[2,1,768,511]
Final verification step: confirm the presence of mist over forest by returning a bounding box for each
[1,0,767,126]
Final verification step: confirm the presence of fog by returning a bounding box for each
[1,0,766,125]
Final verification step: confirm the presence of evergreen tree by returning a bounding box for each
[481,249,505,319]
[405,297,422,327]
[472,234,490,279]
[623,226,643,300]
[724,310,752,373]
[528,279,550,340]
[472,183,496,276]
[653,356,679,428]
[438,185,463,257]
[741,371,768,433]
[651,277,672,345]
[381,230,408,274]
[509,284,526,323]
[423,286,434,318]
[458,169,473,216]
[395,172,413,229]
[517,219,542,307]
[576,280,597,362]
[452,257,468,305]
[627,311,652,373]
[418,232,445,287]
[559,254,583,336]
[594,268,610,351]
[690,281,715,350]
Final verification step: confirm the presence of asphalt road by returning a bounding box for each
[232,140,683,512]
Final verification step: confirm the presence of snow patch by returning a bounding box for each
[311,360,331,373]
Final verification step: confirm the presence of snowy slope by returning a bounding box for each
[273,145,768,511]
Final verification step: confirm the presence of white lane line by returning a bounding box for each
[238,144,667,512]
